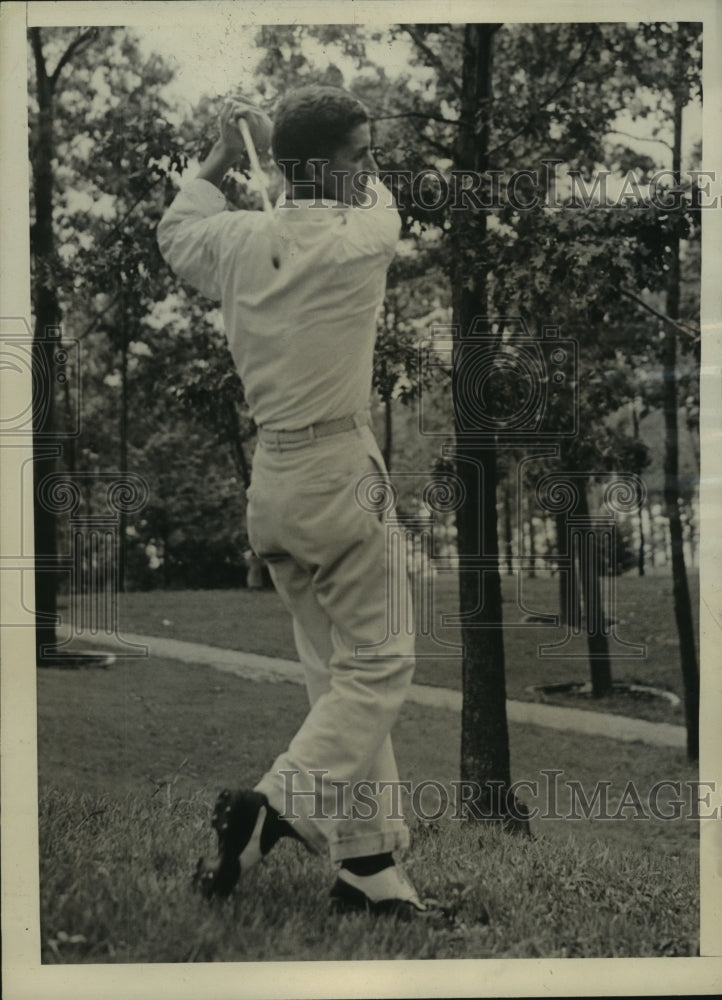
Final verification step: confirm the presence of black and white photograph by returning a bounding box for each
[1,1,721,997]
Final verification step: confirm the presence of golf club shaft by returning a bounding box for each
[238,118,274,216]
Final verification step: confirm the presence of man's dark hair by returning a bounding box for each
[272,85,368,182]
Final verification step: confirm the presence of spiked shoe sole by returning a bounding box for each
[194,789,267,900]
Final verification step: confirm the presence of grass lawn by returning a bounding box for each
[37,656,699,962]
[106,570,699,725]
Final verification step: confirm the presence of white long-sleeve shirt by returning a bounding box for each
[157,177,400,430]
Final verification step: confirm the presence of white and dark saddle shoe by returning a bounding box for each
[194,789,306,900]
[329,865,441,920]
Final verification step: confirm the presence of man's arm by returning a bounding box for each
[157,100,273,298]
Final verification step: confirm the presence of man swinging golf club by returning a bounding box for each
[158,85,433,918]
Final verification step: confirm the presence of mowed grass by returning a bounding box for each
[39,789,697,964]
[107,570,700,724]
[37,656,699,962]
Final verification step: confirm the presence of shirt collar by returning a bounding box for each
[276,193,349,211]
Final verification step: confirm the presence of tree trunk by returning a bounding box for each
[503,478,513,575]
[62,363,77,476]
[383,396,393,471]
[662,61,699,761]
[30,27,100,664]
[645,498,657,569]
[452,24,526,831]
[30,29,60,664]
[119,306,129,593]
[575,478,613,697]
[632,405,645,576]
[527,490,536,579]
[636,505,645,577]
[683,499,696,568]
[544,513,555,576]
[556,511,580,628]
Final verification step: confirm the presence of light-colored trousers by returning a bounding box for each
[246,423,415,862]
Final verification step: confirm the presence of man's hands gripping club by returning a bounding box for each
[220,99,273,163]
[197,98,273,189]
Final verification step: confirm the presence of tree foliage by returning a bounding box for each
[28,26,255,590]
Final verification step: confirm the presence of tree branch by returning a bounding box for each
[99,175,165,249]
[75,291,122,341]
[371,110,469,127]
[619,288,699,339]
[605,129,674,153]
[487,28,597,158]
[403,25,462,98]
[49,27,99,90]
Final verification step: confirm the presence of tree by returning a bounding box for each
[468,24,700,722]
[446,23,528,826]
[28,27,256,613]
[657,23,700,760]
[29,27,101,665]
[528,21,702,755]
[51,31,186,591]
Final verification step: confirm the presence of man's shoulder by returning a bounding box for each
[209,203,269,244]
[344,180,401,254]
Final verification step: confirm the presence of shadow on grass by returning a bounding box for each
[39,787,699,963]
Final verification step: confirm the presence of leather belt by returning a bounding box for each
[258,411,369,450]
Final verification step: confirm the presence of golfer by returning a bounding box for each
[158,85,430,917]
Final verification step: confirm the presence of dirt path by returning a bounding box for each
[73,631,686,749]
